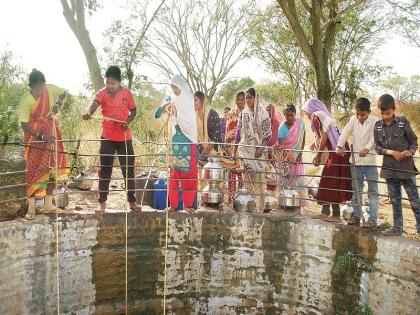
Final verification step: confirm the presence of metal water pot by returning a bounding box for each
[202,157,225,182]
[278,188,300,209]
[53,183,69,209]
[234,188,255,213]
[341,205,353,221]
[75,172,93,190]
[201,182,224,206]
[264,190,278,212]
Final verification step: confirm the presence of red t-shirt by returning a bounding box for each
[95,88,137,141]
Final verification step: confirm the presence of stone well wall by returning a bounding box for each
[0,212,418,314]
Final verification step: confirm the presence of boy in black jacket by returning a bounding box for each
[374,94,419,236]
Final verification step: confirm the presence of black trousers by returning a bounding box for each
[98,138,136,203]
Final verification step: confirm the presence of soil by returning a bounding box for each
[62,170,419,241]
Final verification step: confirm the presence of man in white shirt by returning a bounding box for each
[336,98,379,228]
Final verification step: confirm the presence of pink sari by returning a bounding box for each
[274,118,308,206]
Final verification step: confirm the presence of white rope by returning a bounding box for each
[163,111,172,315]
[124,130,129,315]
[52,116,60,315]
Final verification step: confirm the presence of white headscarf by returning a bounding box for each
[240,89,271,145]
[171,74,197,143]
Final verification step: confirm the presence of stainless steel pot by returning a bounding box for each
[278,188,300,209]
[201,183,224,205]
[53,183,69,209]
[234,188,255,213]
[342,205,353,220]
[202,157,225,182]
[264,190,278,212]
[75,172,93,190]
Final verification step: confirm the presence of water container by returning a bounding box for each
[152,174,198,210]
[135,171,158,207]
[153,179,168,210]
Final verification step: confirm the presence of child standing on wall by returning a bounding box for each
[374,94,419,236]
[336,98,379,228]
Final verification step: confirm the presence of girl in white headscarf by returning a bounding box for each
[236,87,272,212]
[155,74,198,213]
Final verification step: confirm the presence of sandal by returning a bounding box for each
[184,207,195,214]
[347,216,360,225]
[362,220,377,229]
[165,207,176,213]
[129,202,141,213]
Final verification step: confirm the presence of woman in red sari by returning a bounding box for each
[19,69,67,220]
[303,99,352,222]
[224,91,245,201]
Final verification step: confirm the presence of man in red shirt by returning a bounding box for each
[83,66,140,213]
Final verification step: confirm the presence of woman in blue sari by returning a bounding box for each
[275,104,308,210]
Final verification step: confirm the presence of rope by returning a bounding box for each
[351,147,364,223]
[162,107,173,315]
[52,115,60,315]
[124,130,129,315]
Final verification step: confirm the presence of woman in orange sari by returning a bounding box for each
[19,69,67,220]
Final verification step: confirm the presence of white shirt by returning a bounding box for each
[336,115,378,165]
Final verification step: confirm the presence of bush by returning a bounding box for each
[398,101,420,132]
[0,51,26,147]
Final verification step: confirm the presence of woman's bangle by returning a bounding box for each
[36,132,44,140]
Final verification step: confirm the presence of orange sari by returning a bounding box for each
[24,87,67,197]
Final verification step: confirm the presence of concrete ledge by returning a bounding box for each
[0,212,418,314]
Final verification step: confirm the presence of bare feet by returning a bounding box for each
[165,207,176,213]
[129,202,141,213]
[184,207,195,214]
[40,204,63,213]
[40,195,63,213]
[325,216,342,223]
[96,202,106,214]
[313,214,329,220]
[25,198,36,220]
[298,207,307,217]
[25,208,36,220]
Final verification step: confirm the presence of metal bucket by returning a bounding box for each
[53,184,69,209]
[278,188,300,209]
[234,188,256,213]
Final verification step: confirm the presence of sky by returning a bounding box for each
[1,0,420,95]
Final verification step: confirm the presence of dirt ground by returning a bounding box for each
[63,166,419,241]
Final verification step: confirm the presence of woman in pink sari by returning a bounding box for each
[275,104,308,210]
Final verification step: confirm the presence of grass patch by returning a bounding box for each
[334,251,373,276]
[377,221,392,231]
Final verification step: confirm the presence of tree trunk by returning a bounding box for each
[60,0,104,92]
[314,57,333,109]
[75,28,104,91]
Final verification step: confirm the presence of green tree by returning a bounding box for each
[0,51,26,145]
[381,75,420,102]
[212,77,255,109]
[103,0,166,89]
[267,0,389,109]
[60,0,164,91]
[387,0,420,47]
[256,81,296,107]
[60,0,104,91]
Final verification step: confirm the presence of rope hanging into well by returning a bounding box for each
[52,115,60,315]
[124,131,129,315]
[163,109,172,315]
